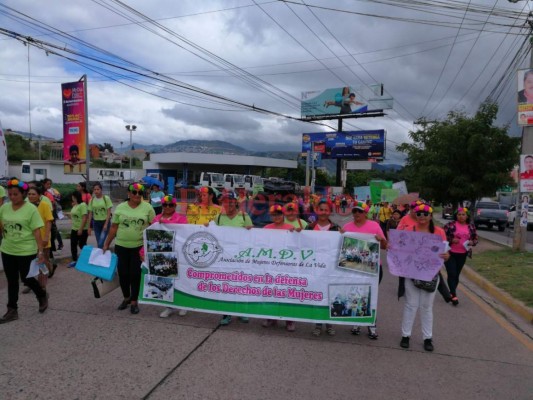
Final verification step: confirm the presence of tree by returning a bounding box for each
[5,134,38,162]
[397,102,519,206]
[98,142,114,153]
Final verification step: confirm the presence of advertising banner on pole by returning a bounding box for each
[139,224,380,325]
[62,80,87,174]
[518,69,533,126]
[520,154,533,192]
[302,130,385,160]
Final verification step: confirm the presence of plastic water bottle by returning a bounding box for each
[38,262,49,276]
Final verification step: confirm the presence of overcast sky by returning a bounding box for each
[0,0,530,163]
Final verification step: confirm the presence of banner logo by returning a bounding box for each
[182,232,222,268]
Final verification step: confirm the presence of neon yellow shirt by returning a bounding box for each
[112,201,155,248]
[0,202,44,256]
[187,204,220,225]
[89,195,113,221]
[35,200,54,248]
[216,212,253,227]
[71,203,88,231]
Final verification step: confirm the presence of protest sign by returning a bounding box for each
[139,224,379,325]
[386,229,445,281]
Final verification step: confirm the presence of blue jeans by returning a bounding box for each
[92,220,109,249]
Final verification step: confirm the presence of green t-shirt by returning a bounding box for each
[0,202,44,256]
[285,218,308,229]
[0,185,5,199]
[216,212,253,228]
[89,195,113,221]
[112,201,155,248]
[71,203,88,231]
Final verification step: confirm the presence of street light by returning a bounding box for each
[125,124,136,174]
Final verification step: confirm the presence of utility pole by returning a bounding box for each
[513,16,533,251]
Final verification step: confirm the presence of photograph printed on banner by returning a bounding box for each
[147,252,178,277]
[329,284,372,318]
[337,236,379,275]
[146,229,175,253]
[143,274,174,302]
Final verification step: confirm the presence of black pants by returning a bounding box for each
[437,272,451,301]
[70,229,88,261]
[2,252,46,310]
[51,221,63,251]
[115,245,142,302]
[445,252,468,295]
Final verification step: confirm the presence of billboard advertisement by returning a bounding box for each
[62,80,87,174]
[520,154,533,192]
[302,130,385,160]
[301,84,393,118]
[518,69,533,126]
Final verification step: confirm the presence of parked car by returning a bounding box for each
[473,201,508,232]
[507,205,516,228]
[442,203,454,219]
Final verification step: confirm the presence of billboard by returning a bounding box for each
[62,80,87,174]
[518,69,533,126]
[301,84,393,118]
[302,130,385,160]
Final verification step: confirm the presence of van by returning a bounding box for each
[199,172,225,190]
[243,175,264,192]
[223,174,245,191]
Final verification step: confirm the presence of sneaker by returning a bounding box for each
[451,296,459,306]
[238,317,249,323]
[178,309,187,316]
[350,326,361,335]
[220,315,232,325]
[262,319,277,328]
[285,321,296,332]
[400,336,410,348]
[68,261,76,268]
[48,264,58,278]
[57,244,64,250]
[424,338,434,352]
[22,286,31,294]
[0,308,18,324]
[312,326,322,337]
[38,293,49,313]
[130,304,140,314]
[367,326,378,340]
[159,308,173,318]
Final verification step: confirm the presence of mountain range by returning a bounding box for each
[6,129,402,172]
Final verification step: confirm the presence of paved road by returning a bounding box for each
[0,217,531,399]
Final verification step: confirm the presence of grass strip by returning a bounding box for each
[468,249,533,307]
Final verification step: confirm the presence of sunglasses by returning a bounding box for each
[130,190,144,195]
[416,212,430,217]
[162,203,175,208]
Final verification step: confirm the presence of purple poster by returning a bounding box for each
[386,230,446,281]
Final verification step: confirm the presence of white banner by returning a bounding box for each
[140,223,380,325]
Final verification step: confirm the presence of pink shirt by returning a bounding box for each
[264,223,294,230]
[153,212,187,224]
[450,222,470,254]
[397,214,416,231]
[343,220,385,239]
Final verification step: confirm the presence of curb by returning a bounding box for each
[462,264,533,325]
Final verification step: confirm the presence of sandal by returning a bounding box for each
[326,327,336,336]
[351,326,361,335]
[312,327,322,337]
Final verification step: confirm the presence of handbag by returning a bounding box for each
[91,274,120,298]
[412,275,438,292]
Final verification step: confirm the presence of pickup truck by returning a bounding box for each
[474,201,508,232]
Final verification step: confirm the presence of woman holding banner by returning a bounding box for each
[341,201,387,340]
[262,204,296,331]
[306,199,340,337]
[397,203,449,352]
[152,195,188,319]
[186,186,220,225]
[103,183,155,314]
